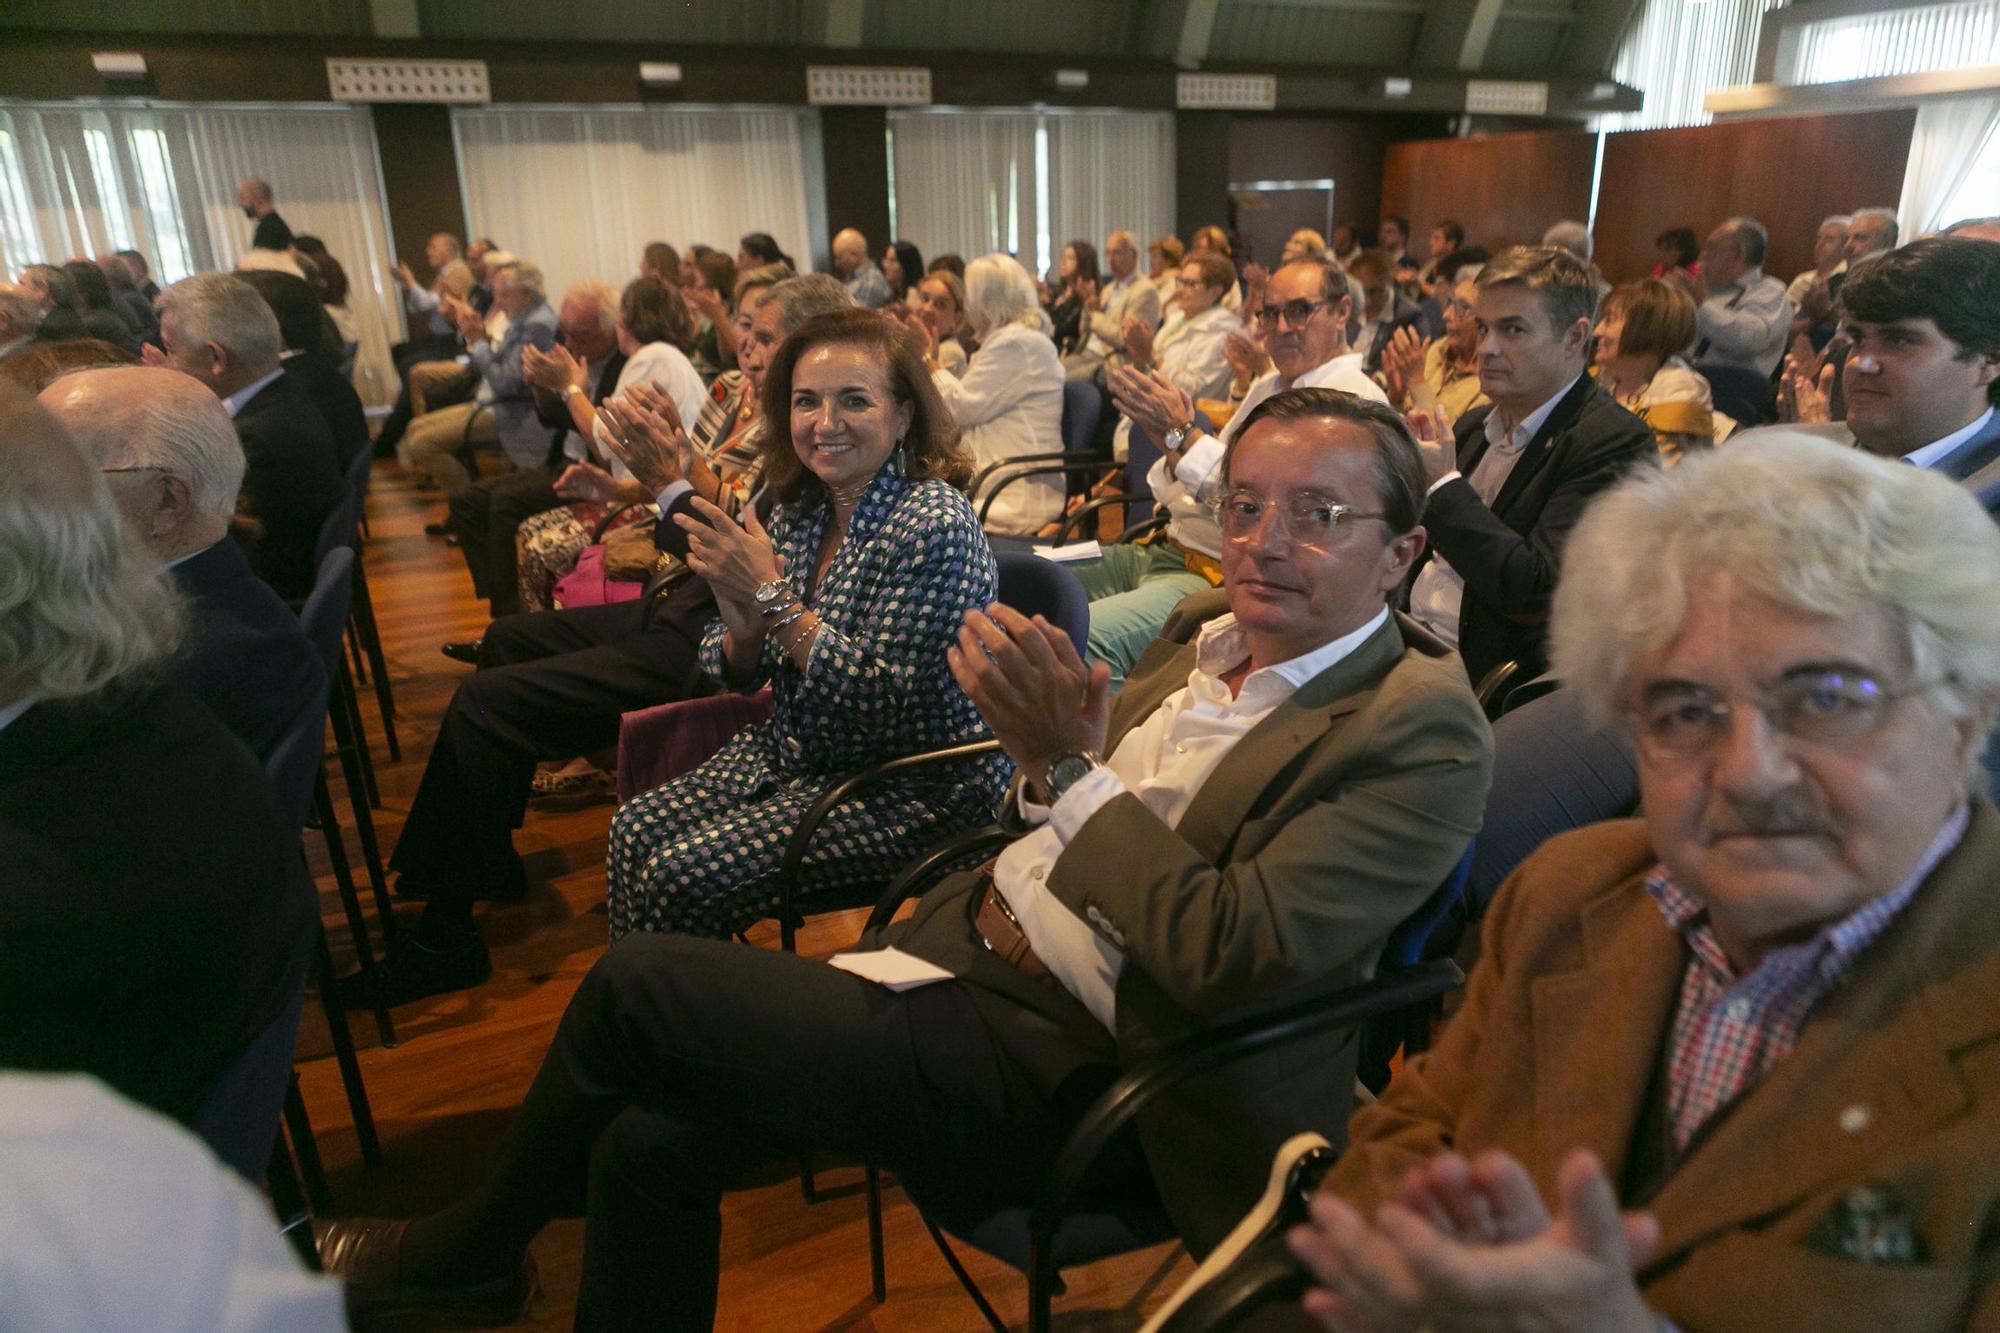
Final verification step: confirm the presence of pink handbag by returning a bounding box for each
[552,544,645,610]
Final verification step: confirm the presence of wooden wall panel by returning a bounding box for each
[1380,130,1597,260]
[1593,108,1916,285]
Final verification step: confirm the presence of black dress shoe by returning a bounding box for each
[440,639,483,665]
[317,1217,536,1327]
[424,520,450,536]
[337,931,492,1008]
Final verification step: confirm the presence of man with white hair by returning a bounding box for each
[149,272,344,602]
[830,227,891,308]
[39,365,324,760]
[0,282,42,362]
[1693,216,1794,376]
[1844,205,1899,265]
[1184,435,2000,1332]
[0,386,312,1137]
[1541,219,1609,301]
[236,176,292,252]
[399,259,560,504]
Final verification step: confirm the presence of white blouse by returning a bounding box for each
[931,320,1066,536]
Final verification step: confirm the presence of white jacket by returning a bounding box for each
[932,321,1066,536]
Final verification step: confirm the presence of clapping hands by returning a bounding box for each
[597,382,693,492]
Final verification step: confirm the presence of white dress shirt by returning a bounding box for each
[1408,375,1581,646]
[582,341,709,483]
[1149,350,1387,559]
[1694,268,1794,376]
[220,368,285,419]
[993,606,1391,1030]
[1906,406,1996,471]
[931,320,1067,536]
[1152,303,1242,402]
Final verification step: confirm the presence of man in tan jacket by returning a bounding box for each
[1280,433,2000,1332]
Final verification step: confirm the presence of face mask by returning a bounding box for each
[241,204,258,219]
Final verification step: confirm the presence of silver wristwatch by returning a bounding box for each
[752,577,795,613]
[1162,420,1198,454]
[1043,750,1102,805]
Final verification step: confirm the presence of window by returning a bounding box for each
[1595,0,1790,131]
[1782,1,2000,86]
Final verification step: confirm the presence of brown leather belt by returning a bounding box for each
[972,863,1053,983]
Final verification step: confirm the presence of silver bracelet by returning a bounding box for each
[759,594,803,618]
[765,607,809,636]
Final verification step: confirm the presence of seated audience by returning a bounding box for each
[1094,259,1385,684]
[1844,205,1899,265]
[1377,215,1415,273]
[513,277,707,612]
[831,227,893,308]
[1418,218,1465,283]
[115,247,159,304]
[41,365,325,761]
[1774,236,2000,515]
[315,387,1493,1325]
[1349,250,1425,374]
[367,275,854,1002]
[149,272,344,602]
[289,234,358,351]
[445,279,624,617]
[1379,271,1490,421]
[1651,225,1699,282]
[1148,232,1187,305]
[1189,224,1243,310]
[911,266,974,376]
[1066,228,1161,382]
[923,252,1066,536]
[1330,222,1362,269]
[0,337,136,392]
[1945,215,2000,243]
[926,251,966,280]
[391,231,468,342]
[639,242,681,288]
[0,387,311,1130]
[236,269,371,470]
[96,251,158,339]
[1595,278,1734,463]
[401,259,560,502]
[604,308,1010,937]
[1405,245,1656,687]
[737,230,792,272]
[683,249,741,378]
[0,1073,344,1333]
[25,262,134,350]
[1279,436,2000,1333]
[1787,212,1850,345]
[236,176,292,251]
[1122,251,1244,412]
[1693,216,1794,375]
[880,238,923,307]
[1045,238,1097,359]
[0,282,41,361]
[1281,228,1329,264]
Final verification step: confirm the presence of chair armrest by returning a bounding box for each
[862,824,1014,936]
[1026,960,1464,1283]
[1052,493,1161,545]
[590,501,643,543]
[1113,514,1171,546]
[969,450,1091,500]
[1474,660,1521,719]
[773,737,1007,948]
[977,460,1114,528]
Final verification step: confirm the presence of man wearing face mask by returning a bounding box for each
[236,177,292,252]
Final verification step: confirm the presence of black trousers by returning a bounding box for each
[463,929,1121,1330]
[388,598,711,904]
[447,467,562,615]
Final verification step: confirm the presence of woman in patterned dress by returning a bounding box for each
[604,308,1012,939]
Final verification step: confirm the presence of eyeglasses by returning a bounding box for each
[1210,490,1386,549]
[1255,299,1329,329]
[1632,670,1944,761]
[1173,276,1204,289]
[100,465,167,476]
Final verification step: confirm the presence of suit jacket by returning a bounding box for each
[1731,413,2000,520]
[885,598,1493,1253]
[1419,375,1656,684]
[0,682,313,1128]
[470,298,560,468]
[1082,271,1164,367]
[284,352,370,472]
[232,371,347,602]
[1361,293,1425,373]
[1325,802,2000,1332]
[168,537,326,761]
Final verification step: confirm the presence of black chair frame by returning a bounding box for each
[978,460,1115,530]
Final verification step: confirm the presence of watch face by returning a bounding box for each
[1049,754,1094,795]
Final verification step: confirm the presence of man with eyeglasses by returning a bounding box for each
[1170,435,2000,1333]
[1089,262,1386,684]
[316,388,1493,1326]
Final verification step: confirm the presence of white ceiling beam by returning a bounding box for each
[1457,0,1507,70]
[1177,0,1221,69]
[823,0,866,49]
[369,0,419,39]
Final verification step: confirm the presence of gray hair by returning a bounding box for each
[1540,219,1594,262]
[763,272,856,336]
[492,260,543,301]
[1719,216,1769,268]
[1551,432,2000,775]
[1820,213,1852,233]
[0,390,183,705]
[1852,206,1900,249]
[44,367,246,524]
[156,273,282,370]
[963,252,1052,339]
[564,279,619,335]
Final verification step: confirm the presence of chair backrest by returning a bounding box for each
[994,550,1090,649]
[344,447,372,505]
[1061,379,1103,456]
[297,546,356,678]
[187,985,305,1182]
[1692,359,1777,426]
[1379,842,1476,969]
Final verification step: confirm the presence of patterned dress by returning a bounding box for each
[604,462,1013,939]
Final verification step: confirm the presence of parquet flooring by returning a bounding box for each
[292,459,1194,1330]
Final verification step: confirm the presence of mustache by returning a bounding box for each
[1702,792,1842,841]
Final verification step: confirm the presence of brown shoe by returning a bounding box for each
[316,1217,535,1327]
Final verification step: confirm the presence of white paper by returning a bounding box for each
[1033,540,1101,564]
[826,947,956,991]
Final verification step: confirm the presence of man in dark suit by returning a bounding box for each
[150,273,344,603]
[319,389,1494,1327]
[40,365,325,761]
[237,268,372,472]
[1349,249,1427,374]
[1406,245,1656,688]
[0,387,313,1131]
[237,177,293,252]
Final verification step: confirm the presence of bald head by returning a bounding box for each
[832,228,869,276]
[39,366,245,559]
[236,177,274,216]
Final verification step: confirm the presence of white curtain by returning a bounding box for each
[1783,1,2000,85]
[451,105,814,305]
[890,109,1175,280]
[0,101,404,407]
[1899,94,2000,237]
[1594,0,1790,131]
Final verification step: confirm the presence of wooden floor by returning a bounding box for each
[293,459,1194,1330]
